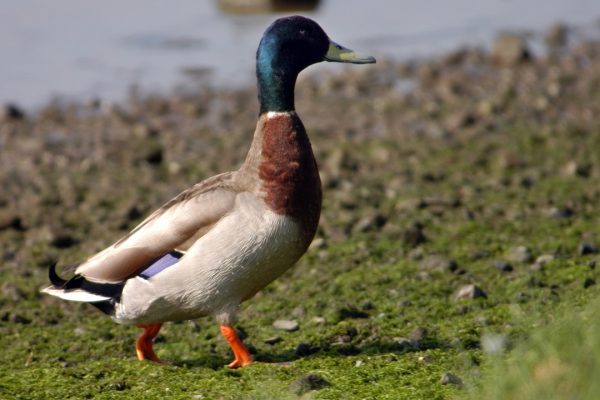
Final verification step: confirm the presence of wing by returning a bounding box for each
[74,172,238,282]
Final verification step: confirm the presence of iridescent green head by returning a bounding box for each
[256,16,375,114]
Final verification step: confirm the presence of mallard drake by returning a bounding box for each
[42,15,375,368]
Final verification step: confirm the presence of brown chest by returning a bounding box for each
[258,113,322,240]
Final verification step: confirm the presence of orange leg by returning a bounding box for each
[135,323,166,364]
[220,324,253,368]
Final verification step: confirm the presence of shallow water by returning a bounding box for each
[1,0,599,109]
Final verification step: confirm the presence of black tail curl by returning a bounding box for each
[46,262,125,315]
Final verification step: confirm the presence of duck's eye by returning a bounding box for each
[335,44,343,50]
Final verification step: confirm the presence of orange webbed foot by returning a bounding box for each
[220,324,253,368]
[136,323,168,364]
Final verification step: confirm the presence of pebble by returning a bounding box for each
[295,342,318,357]
[409,327,428,347]
[311,316,326,325]
[507,246,533,263]
[492,33,531,65]
[547,207,573,219]
[583,278,595,289]
[545,23,569,48]
[264,336,282,345]
[403,223,427,247]
[440,372,463,387]
[493,260,513,272]
[420,255,458,272]
[1,103,25,121]
[353,214,387,233]
[563,160,591,178]
[289,374,331,395]
[338,306,369,320]
[49,232,78,249]
[272,319,299,332]
[418,354,434,364]
[579,243,598,256]
[534,254,555,267]
[454,284,487,300]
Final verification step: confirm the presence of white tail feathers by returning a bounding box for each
[41,286,111,302]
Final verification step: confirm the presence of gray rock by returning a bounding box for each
[507,246,533,263]
[492,33,531,65]
[353,214,387,233]
[454,284,487,300]
[264,336,282,345]
[0,103,25,121]
[564,160,591,178]
[545,23,569,48]
[493,260,513,272]
[440,372,463,387]
[403,223,427,247]
[420,255,458,272]
[533,254,555,270]
[579,243,598,256]
[418,354,434,364]
[272,319,299,332]
[547,207,573,219]
[409,327,428,347]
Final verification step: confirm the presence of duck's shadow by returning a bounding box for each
[175,338,447,370]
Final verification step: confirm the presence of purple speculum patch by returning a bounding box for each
[138,251,183,279]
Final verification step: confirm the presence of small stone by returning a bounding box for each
[355,360,364,367]
[272,319,299,332]
[545,23,569,48]
[564,161,591,178]
[507,246,533,263]
[492,33,531,65]
[547,207,573,219]
[361,300,375,310]
[440,372,463,387]
[9,314,31,324]
[420,255,458,272]
[0,215,25,231]
[338,306,369,320]
[393,337,413,350]
[50,232,78,249]
[579,243,598,256]
[289,374,331,395]
[418,354,434,364]
[354,214,387,233]
[295,343,318,357]
[493,260,513,272]
[583,278,595,289]
[534,254,555,268]
[454,284,487,300]
[1,103,26,121]
[144,146,164,165]
[312,316,326,325]
[403,223,427,247]
[264,336,282,345]
[409,327,428,347]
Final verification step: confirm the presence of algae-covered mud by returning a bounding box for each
[1,25,600,399]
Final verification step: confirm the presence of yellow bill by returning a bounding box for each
[324,40,376,64]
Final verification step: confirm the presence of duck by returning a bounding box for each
[42,15,375,368]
